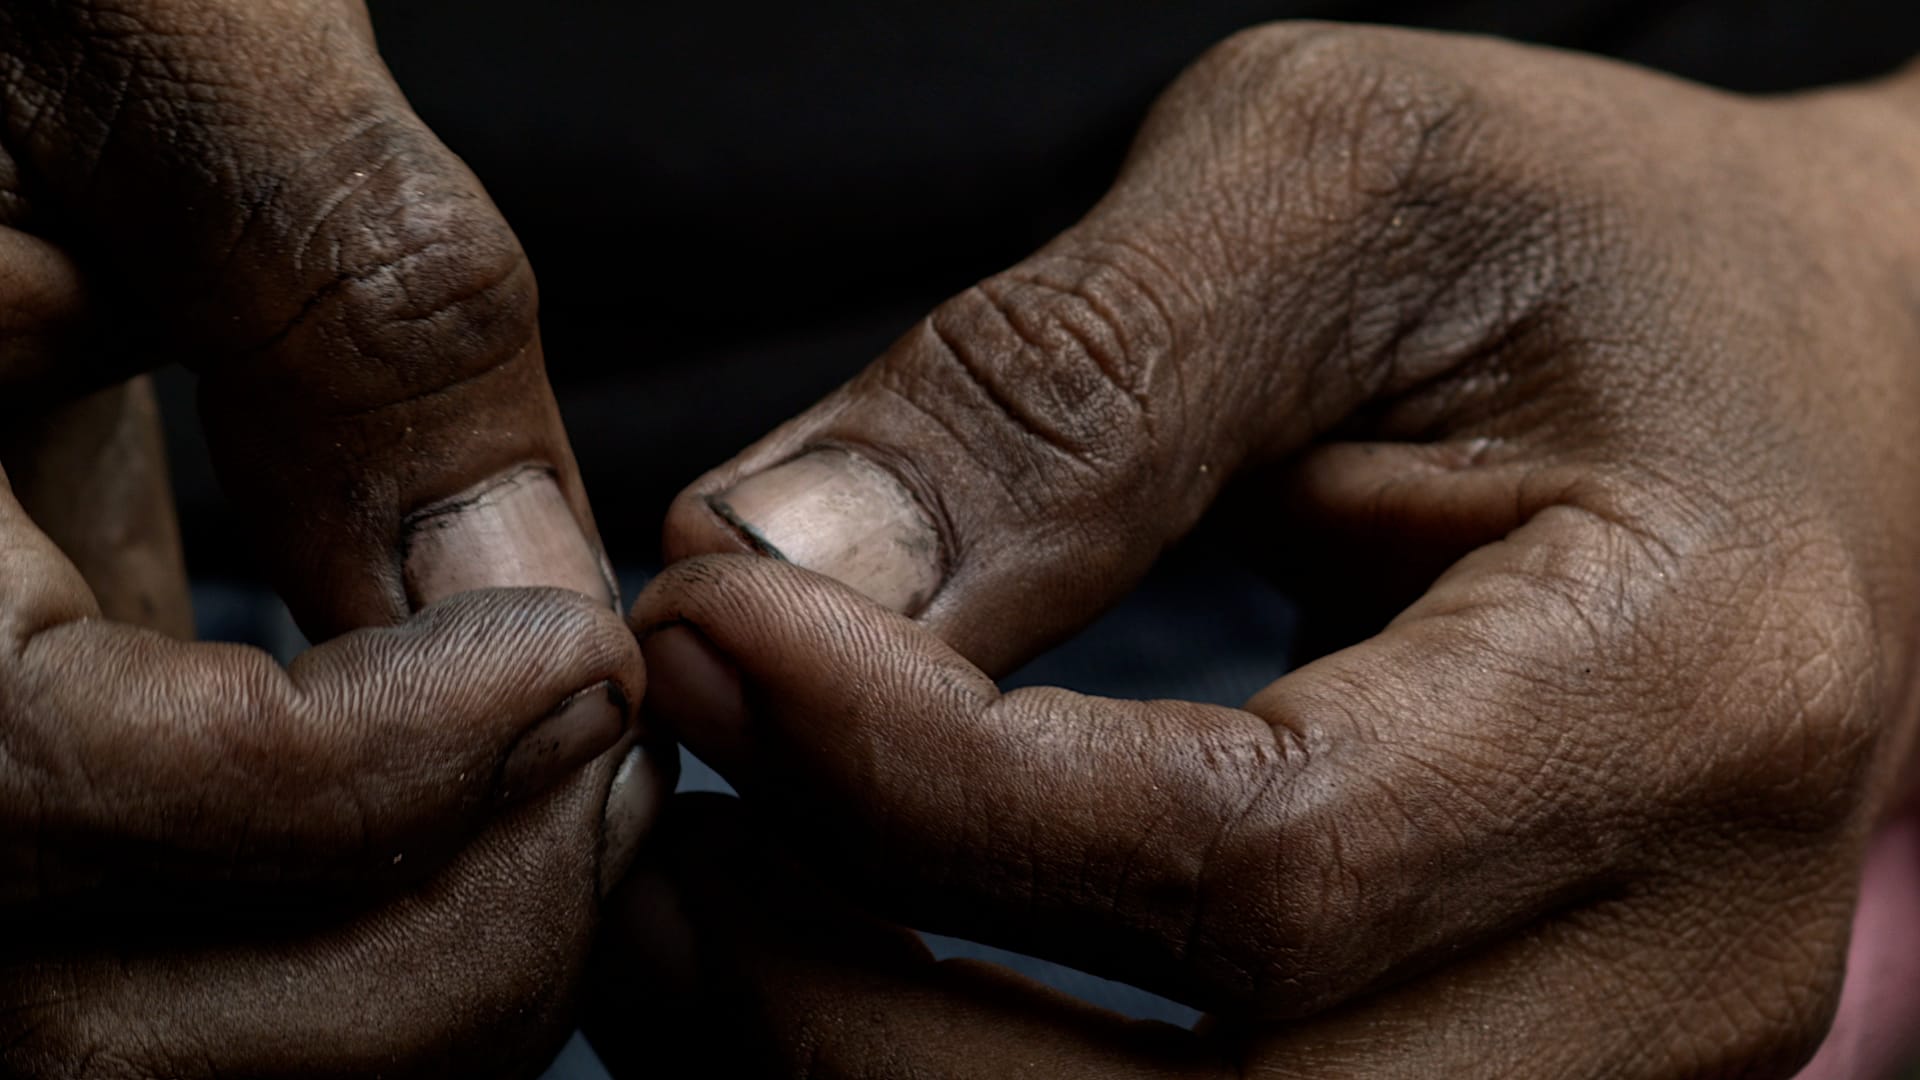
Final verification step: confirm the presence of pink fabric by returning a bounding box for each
[1796,816,1920,1078]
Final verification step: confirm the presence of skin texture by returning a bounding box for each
[0,2,673,1075]
[595,24,1920,1079]
[0,377,193,639]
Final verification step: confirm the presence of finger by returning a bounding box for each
[659,25,1565,674]
[584,794,1227,1080]
[0,471,645,903]
[0,376,192,637]
[586,798,1846,1080]
[1228,866,1854,1079]
[0,221,114,402]
[2,1,615,634]
[0,740,655,1079]
[3,0,666,895]
[634,531,1871,1022]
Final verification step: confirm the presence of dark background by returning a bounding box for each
[157,0,1920,579]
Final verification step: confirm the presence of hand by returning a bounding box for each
[598,24,1920,1077]
[0,3,669,1074]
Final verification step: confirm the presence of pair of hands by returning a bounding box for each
[5,3,1920,1076]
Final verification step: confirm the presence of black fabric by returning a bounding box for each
[159,1,1920,571]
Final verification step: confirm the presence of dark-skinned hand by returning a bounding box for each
[595,23,1920,1079]
[0,3,671,1075]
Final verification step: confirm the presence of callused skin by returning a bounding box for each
[0,2,671,1076]
[604,24,1920,1079]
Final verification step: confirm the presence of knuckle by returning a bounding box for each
[867,255,1175,545]
[886,255,1175,520]
[1165,715,1372,1017]
[1188,22,1492,211]
[3,3,541,411]
[927,272,1153,464]
[869,259,1200,609]
[1167,23,1576,403]
[220,118,537,412]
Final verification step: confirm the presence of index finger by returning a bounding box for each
[0,464,645,905]
[633,477,1870,1023]
[586,795,1847,1080]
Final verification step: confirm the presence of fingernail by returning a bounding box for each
[599,742,668,898]
[640,625,752,773]
[500,682,628,801]
[707,448,941,615]
[404,466,615,610]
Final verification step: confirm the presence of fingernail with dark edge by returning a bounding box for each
[500,682,628,802]
[641,625,752,772]
[405,466,615,610]
[706,448,941,615]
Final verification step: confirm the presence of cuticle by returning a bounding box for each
[703,494,793,563]
[401,462,561,536]
[395,462,566,603]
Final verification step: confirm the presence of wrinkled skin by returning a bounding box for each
[0,2,671,1076]
[597,24,1920,1078]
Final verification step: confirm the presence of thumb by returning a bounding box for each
[2,1,611,634]
[661,26,1540,673]
[661,239,1221,676]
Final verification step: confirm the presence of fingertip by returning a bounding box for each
[639,623,753,777]
[408,583,645,695]
[498,681,631,803]
[368,585,648,802]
